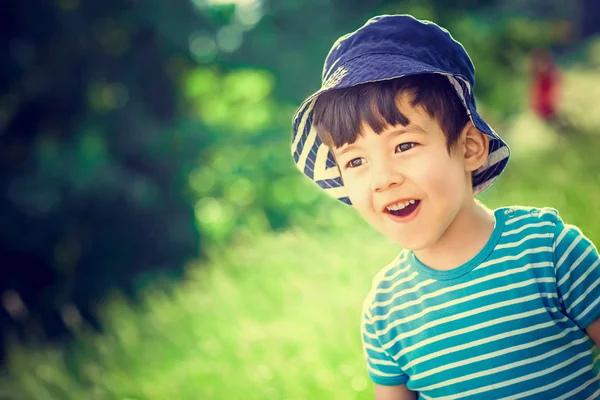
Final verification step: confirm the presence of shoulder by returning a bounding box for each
[500,205,559,221]
[362,250,411,316]
[500,205,561,231]
[498,205,592,248]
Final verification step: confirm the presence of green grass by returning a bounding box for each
[2,224,397,400]
[3,95,600,399]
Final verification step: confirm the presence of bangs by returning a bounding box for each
[312,74,469,151]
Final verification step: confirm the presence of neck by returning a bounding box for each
[413,198,495,271]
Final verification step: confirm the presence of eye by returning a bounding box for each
[396,142,417,152]
[346,157,365,169]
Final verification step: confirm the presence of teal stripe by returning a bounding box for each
[362,206,600,398]
[554,221,600,328]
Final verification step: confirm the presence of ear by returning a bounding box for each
[461,121,489,172]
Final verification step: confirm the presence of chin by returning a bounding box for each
[389,234,435,251]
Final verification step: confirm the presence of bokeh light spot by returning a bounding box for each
[88,83,129,112]
[234,0,264,28]
[194,197,235,241]
[227,178,255,207]
[189,32,217,63]
[189,167,216,195]
[184,68,220,99]
[217,25,244,53]
[195,196,225,225]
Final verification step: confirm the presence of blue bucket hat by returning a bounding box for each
[291,15,510,205]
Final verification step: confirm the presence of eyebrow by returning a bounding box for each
[387,124,427,136]
[334,143,357,158]
[334,124,427,157]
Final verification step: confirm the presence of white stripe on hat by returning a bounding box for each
[296,122,318,173]
[291,100,315,154]
[322,185,348,199]
[314,145,339,181]
[477,146,510,174]
[446,75,470,113]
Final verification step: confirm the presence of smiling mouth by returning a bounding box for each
[385,200,421,218]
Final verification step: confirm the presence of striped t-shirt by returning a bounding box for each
[362,206,600,399]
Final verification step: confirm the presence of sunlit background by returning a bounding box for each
[1,0,600,398]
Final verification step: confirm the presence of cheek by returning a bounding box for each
[344,175,381,223]
[346,179,370,208]
[410,152,465,197]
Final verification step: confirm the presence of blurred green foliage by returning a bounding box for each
[3,122,600,399]
[181,66,325,243]
[2,0,600,397]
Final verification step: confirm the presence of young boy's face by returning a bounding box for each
[332,94,472,251]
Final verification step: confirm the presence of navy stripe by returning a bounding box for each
[303,137,323,179]
[292,103,307,142]
[316,177,344,189]
[339,196,351,205]
[474,156,509,188]
[325,151,337,168]
[489,138,501,152]
[293,107,314,162]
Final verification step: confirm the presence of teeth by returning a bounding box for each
[386,199,416,211]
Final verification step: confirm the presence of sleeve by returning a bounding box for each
[553,218,600,329]
[361,306,408,386]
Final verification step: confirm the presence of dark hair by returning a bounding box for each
[312,74,469,152]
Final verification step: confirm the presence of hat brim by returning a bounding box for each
[291,53,510,205]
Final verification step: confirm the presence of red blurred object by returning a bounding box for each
[530,49,561,122]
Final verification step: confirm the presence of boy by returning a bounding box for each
[290,15,600,399]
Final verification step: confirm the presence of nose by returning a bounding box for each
[370,159,404,192]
